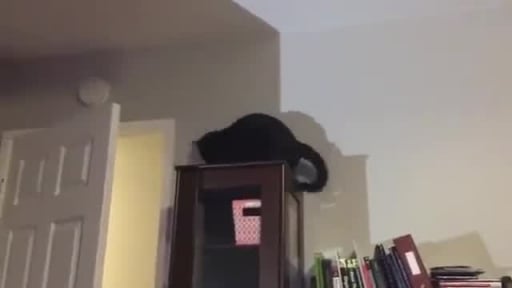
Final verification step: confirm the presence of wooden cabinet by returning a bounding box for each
[168,162,304,288]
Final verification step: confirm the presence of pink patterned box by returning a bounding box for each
[232,199,261,245]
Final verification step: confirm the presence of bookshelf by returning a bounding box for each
[167,162,304,288]
[312,234,512,288]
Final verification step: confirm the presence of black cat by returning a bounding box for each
[196,113,328,193]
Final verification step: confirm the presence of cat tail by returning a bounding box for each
[296,143,329,193]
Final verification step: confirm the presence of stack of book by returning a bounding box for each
[312,234,431,288]
[311,234,511,288]
[431,266,501,287]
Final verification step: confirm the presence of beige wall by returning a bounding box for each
[280,6,512,276]
[0,33,280,164]
[8,3,512,281]
[103,133,165,288]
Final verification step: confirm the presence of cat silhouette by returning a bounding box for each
[196,113,328,193]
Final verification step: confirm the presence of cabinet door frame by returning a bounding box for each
[171,162,303,288]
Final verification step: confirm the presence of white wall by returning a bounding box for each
[3,0,512,278]
[277,4,512,276]
[0,33,280,164]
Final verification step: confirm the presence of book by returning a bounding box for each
[315,253,326,288]
[313,234,508,288]
[353,258,364,288]
[391,246,412,288]
[335,251,345,288]
[363,256,376,288]
[393,234,432,288]
[347,258,359,288]
[369,257,387,288]
[331,267,342,288]
[323,259,334,288]
[339,258,350,288]
[436,279,501,287]
[353,241,369,288]
[375,244,396,288]
[387,249,407,288]
[431,266,503,288]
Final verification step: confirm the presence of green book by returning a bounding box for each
[315,253,326,288]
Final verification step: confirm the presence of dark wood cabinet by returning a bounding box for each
[168,162,304,288]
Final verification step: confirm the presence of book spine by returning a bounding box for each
[363,257,375,288]
[347,259,359,288]
[323,259,334,288]
[386,252,404,288]
[353,258,364,288]
[332,275,342,288]
[437,281,501,287]
[369,258,387,288]
[315,254,325,288]
[339,258,350,288]
[393,234,433,288]
[376,245,395,288]
[311,276,318,288]
[336,252,346,288]
[391,246,412,288]
[438,285,498,288]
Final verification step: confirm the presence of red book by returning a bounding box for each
[438,279,501,287]
[393,234,432,288]
[362,257,374,288]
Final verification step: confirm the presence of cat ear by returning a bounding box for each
[296,143,328,193]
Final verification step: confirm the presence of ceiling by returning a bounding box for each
[0,0,273,58]
[236,0,509,31]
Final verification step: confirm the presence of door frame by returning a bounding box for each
[0,118,176,288]
[118,119,176,288]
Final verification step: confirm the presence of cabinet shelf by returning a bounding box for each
[203,244,259,250]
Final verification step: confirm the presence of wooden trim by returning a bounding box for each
[199,163,286,190]
[257,165,284,288]
[283,165,305,288]
[168,168,200,288]
[176,160,286,170]
[297,192,305,288]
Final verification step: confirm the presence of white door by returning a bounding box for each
[0,103,120,288]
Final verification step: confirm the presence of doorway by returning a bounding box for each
[0,115,175,288]
[103,119,175,288]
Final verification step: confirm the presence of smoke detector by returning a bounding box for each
[78,77,111,107]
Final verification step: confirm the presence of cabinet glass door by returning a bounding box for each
[194,186,262,288]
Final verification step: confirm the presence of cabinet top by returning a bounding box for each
[175,161,289,171]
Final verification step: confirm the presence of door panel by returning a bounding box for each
[1,227,35,288]
[44,219,82,288]
[0,103,120,288]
